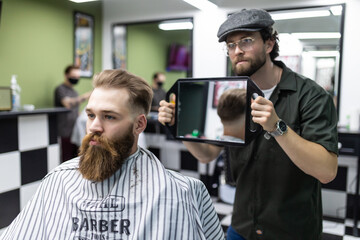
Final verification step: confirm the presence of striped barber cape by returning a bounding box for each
[1,147,225,240]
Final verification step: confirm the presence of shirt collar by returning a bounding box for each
[274,60,297,92]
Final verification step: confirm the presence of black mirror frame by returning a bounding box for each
[165,76,264,146]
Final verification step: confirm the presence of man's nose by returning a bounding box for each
[234,44,245,55]
[88,117,103,134]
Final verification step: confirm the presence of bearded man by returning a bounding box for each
[159,9,338,240]
[1,69,224,240]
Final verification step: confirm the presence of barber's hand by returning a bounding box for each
[80,91,91,102]
[158,95,175,126]
[251,96,279,132]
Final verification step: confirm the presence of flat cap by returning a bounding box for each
[217,9,274,42]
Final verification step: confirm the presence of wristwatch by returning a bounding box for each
[264,119,288,139]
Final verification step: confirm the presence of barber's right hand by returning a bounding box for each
[158,95,175,126]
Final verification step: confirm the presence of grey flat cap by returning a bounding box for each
[217,9,274,42]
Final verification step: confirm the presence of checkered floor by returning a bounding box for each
[212,198,360,240]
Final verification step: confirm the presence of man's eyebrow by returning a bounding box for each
[102,110,120,115]
[241,33,255,38]
[85,108,121,116]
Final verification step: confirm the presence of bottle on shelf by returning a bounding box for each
[11,75,21,111]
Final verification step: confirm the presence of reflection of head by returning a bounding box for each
[217,88,247,140]
[217,88,246,123]
[93,69,153,116]
[217,8,279,61]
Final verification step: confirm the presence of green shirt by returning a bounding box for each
[228,61,338,240]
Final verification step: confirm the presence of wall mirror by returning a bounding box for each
[112,18,193,92]
[165,77,264,146]
[227,4,345,113]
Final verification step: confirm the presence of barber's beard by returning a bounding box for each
[233,50,266,77]
[78,126,135,182]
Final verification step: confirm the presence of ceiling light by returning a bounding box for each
[291,32,341,39]
[182,0,218,11]
[69,0,98,3]
[271,10,330,20]
[330,5,343,16]
[159,20,193,31]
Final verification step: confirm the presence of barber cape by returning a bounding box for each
[1,147,224,240]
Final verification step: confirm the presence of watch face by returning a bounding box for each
[279,120,287,132]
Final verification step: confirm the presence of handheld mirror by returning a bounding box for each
[165,76,264,146]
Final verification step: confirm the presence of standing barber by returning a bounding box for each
[159,9,338,239]
[54,64,90,162]
[150,72,166,112]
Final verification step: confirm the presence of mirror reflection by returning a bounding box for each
[177,80,247,143]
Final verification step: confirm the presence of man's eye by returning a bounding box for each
[227,43,236,49]
[242,38,253,43]
[105,115,115,120]
[87,113,95,119]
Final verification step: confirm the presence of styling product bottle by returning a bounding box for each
[11,75,21,111]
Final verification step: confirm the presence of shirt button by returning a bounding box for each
[256,229,263,235]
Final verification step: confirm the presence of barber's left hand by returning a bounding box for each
[251,96,279,132]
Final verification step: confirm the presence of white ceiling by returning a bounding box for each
[102,0,338,13]
[103,0,343,51]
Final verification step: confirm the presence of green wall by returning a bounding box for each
[127,22,192,92]
[0,0,102,109]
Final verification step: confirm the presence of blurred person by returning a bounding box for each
[150,72,166,112]
[1,69,224,240]
[158,8,338,239]
[54,65,91,162]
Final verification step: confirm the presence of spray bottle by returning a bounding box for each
[11,75,21,111]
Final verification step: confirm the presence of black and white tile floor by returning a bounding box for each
[212,199,360,240]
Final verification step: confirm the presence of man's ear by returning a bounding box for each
[265,39,275,54]
[134,114,147,135]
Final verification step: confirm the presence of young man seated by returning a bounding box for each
[1,69,224,240]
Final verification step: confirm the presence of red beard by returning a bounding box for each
[78,126,134,182]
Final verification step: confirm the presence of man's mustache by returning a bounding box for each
[80,133,118,157]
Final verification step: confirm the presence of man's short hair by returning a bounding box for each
[153,72,164,80]
[64,65,80,75]
[217,88,246,122]
[259,26,280,61]
[93,69,153,116]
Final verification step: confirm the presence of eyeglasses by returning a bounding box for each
[224,37,256,56]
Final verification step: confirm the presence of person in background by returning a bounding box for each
[150,72,166,111]
[158,8,338,239]
[54,64,91,162]
[1,69,224,240]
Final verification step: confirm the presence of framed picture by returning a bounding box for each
[74,11,94,78]
[0,1,2,28]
